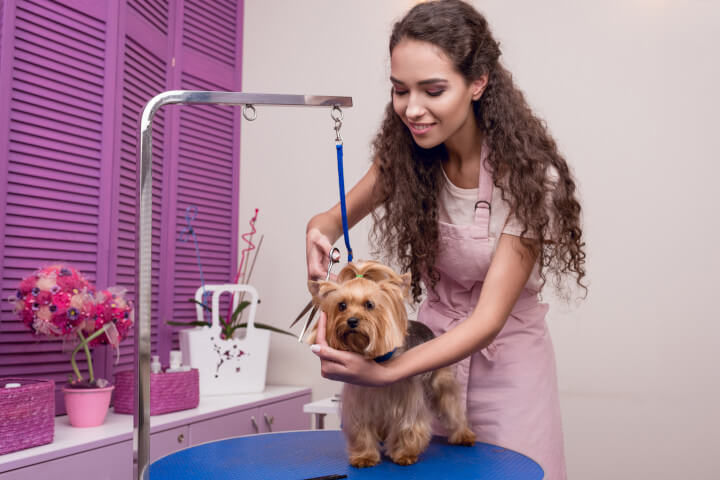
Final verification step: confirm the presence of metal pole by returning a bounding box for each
[135,90,353,479]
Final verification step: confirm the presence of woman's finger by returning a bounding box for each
[311,343,347,364]
[314,311,328,346]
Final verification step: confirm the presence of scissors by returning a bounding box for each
[292,247,341,342]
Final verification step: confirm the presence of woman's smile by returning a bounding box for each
[407,121,436,135]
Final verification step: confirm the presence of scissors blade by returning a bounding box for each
[298,305,319,342]
[290,300,314,328]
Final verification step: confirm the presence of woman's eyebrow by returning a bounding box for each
[390,76,448,86]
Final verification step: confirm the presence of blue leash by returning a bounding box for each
[336,143,353,262]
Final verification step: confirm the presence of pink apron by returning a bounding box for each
[418,153,566,479]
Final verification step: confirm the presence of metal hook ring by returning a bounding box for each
[474,200,491,211]
[331,105,343,122]
[243,104,257,122]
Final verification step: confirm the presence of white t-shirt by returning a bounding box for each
[438,166,546,292]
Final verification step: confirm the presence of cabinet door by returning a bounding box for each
[1,441,133,480]
[151,425,190,463]
[258,393,312,433]
[189,407,262,445]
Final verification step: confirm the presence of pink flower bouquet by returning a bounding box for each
[10,265,134,388]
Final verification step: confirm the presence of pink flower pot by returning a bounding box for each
[62,385,115,427]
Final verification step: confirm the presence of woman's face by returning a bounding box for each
[390,39,486,150]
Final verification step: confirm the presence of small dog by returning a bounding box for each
[308,260,475,467]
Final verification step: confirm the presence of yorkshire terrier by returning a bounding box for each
[308,260,475,467]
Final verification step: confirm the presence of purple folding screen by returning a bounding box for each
[0,0,243,414]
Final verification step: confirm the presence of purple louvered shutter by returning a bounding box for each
[0,0,4,63]
[104,0,172,379]
[0,0,117,413]
[0,0,243,413]
[165,0,241,345]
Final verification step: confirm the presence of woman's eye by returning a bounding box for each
[393,88,408,96]
[338,302,347,312]
[427,90,444,97]
[364,301,374,310]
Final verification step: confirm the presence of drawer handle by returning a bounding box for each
[264,413,274,432]
[177,433,184,443]
[251,415,259,433]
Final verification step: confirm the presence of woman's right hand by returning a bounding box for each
[306,226,335,281]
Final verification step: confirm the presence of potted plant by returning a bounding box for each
[9,265,133,427]
[174,284,293,395]
[168,297,294,340]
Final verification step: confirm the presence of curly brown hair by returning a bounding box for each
[370,0,586,303]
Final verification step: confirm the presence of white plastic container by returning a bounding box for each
[150,355,162,374]
[179,284,269,395]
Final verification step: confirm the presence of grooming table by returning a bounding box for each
[149,430,543,479]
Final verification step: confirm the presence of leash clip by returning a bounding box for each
[331,105,343,144]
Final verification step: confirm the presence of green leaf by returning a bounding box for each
[187,298,231,326]
[188,298,211,311]
[238,322,295,337]
[225,324,244,338]
[167,320,211,327]
[230,300,252,324]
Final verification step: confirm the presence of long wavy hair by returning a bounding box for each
[371,0,586,303]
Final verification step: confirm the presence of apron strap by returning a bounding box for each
[473,147,493,226]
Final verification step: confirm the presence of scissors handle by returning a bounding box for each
[291,248,338,328]
[325,247,341,281]
[294,247,342,342]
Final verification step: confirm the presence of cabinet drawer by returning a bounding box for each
[1,441,132,480]
[189,407,261,445]
[258,393,312,433]
[151,425,190,462]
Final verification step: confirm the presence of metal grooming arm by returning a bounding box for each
[136,91,353,479]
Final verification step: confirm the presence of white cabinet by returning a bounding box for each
[0,386,312,479]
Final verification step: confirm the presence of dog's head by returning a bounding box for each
[307,261,411,360]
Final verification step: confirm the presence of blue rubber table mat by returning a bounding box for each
[149,430,544,479]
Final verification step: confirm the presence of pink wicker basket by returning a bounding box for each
[113,369,199,416]
[0,378,55,455]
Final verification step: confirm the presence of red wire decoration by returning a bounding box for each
[228,208,259,320]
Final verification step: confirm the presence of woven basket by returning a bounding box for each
[0,378,55,455]
[113,369,199,416]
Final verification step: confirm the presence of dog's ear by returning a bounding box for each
[378,271,411,297]
[307,280,338,303]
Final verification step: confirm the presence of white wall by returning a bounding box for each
[240,1,720,478]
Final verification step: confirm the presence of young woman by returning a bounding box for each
[306,1,586,477]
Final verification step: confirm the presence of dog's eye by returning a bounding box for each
[338,301,347,312]
[364,301,374,310]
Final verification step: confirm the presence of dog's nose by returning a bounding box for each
[347,317,359,329]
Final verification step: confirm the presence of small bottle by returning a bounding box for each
[150,355,162,374]
[169,350,182,370]
[166,350,190,372]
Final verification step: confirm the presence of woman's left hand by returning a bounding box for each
[310,312,395,387]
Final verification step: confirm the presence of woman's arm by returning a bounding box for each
[310,233,538,385]
[306,161,382,280]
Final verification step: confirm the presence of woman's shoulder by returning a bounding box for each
[489,164,558,238]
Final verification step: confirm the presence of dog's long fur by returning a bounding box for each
[308,260,475,467]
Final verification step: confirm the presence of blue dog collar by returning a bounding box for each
[374,348,396,363]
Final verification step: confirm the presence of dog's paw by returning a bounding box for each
[448,427,476,446]
[349,453,380,468]
[390,453,419,466]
